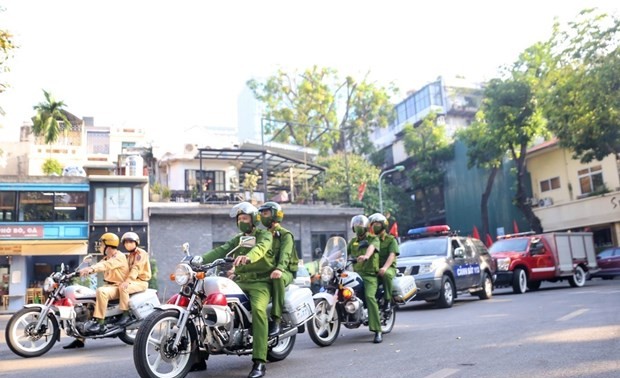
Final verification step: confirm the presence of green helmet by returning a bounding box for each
[258,201,284,228]
[368,213,388,227]
[350,214,369,232]
[229,202,260,226]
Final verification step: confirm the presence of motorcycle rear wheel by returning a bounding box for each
[5,307,60,358]
[133,309,195,378]
[307,298,341,347]
[267,334,296,362]
[119,328,138,345]
[380,306,396,334]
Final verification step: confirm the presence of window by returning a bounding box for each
[94,186,143,221]
[540,177,561,192]
[18,191,87,222]
[185,170,226,192]
[578,165,604,195]
[0,192,16,222]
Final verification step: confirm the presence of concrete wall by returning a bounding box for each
[147,203,361,300]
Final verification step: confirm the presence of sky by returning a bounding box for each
[0,0,618,146]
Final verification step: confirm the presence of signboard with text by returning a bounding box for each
[0,225,45,238]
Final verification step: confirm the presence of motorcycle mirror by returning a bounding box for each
[82,255,93,263]
[182,242,190,254]
[61,262,65,272]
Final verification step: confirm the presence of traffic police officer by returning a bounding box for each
[347,215,383,343]
[369,213,399,312]
[258,201,298,337]
[117,231,151,326]
[80,232,129,334]
[202,202,274,378]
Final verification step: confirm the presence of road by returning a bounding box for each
[1,279,619,378]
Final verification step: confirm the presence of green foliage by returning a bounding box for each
[0,17,16,115]
[541,8,620,162]
[31,90,72,145]
[247,66,397,156]
[242,170,260,195]
[42,158,63,175]
[161,186,171,200]
[316,152,381,212]
[148,258,158,290]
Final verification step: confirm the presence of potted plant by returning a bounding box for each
[161,186,172,202]
[150,182,162,202]
[242,170,260,203]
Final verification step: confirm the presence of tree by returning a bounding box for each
[247,66,397,156]
[316,152,382,212]
[456,111,505,238]
[402,112,454,225]
[481,77,545,233]
[41,158,63,175]
[542,8,620,162]
[0,7,16,116]
[32,90,72,146]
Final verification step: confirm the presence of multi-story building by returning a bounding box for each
[525,139,620,248]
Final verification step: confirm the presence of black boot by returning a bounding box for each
[248,360,266,378]
[63,338,85,349]
[268,319,281,337]
[86,320,106,334]
[116,312,131,327]
[373,332,383,344]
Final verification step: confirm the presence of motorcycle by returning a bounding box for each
[133,237,315,378]
[5,255,161,358]
[307,236,417,346]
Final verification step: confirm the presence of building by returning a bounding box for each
[525,139,620,248]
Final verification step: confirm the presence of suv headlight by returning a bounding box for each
[418,260,440,275]
[496,257,511,271]
[174,263,194,285]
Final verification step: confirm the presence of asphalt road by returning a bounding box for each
[1,278,619,378]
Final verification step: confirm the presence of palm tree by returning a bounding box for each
[31,90,71,146]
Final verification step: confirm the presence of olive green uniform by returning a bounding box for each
[378,233,399,303]
[202,228,274,363]
[347,234,381,333]
[270,225,295,321]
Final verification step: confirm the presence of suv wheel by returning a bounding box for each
[512,268,527,294]
[436,275,455,308]
[477,272,493,300]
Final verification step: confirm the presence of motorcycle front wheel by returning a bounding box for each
[133,309,196,378]
[5,307,60,358]
[307,298,341,347]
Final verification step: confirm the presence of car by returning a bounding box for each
[396,225,495,308]
[590,247,620,279]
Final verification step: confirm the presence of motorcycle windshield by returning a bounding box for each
[319,236,348,271]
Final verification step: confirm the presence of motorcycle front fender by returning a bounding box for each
[155,304,190,316]
[312,292,336,308]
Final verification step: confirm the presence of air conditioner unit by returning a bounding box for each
[538,197,554,207]
[529,197,540,207]
[184,144,198,156]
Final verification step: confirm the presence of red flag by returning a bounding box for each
[486,234,494,247]
[513,220,519,234]
[472,225,480,240]
[357,182,367,201]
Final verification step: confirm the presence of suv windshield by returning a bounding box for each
[489,238,529,253]
[399,238,448,257]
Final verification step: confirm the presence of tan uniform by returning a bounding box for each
[119,247,151,311]
[91,250,129,319]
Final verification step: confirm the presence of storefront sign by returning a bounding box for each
[0,226,44,238]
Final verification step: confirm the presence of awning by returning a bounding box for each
[196,147,325,192]
[0,240,89,256]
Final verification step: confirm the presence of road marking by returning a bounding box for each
[557,308,589,321]
[423,368,460,378]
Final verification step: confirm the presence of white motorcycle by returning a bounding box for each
[133,237,316,378]
[5,256,161,358]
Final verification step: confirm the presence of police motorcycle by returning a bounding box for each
[133,237,315,378]
[5,255,160,358]
[307,236,417,346]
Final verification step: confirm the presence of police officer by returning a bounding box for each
[347,215,383,343]
[79,232,129,334]
[117,231,151,327]
[369,213,399,313]
[258,201,297,337]
[202,202,274,378]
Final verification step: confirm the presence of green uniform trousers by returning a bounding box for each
[360,273,381,333]
[271,271,293,320]
[381,267,397,303]
[237,280,271,362]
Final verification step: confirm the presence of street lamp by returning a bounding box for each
[379,165,405,214]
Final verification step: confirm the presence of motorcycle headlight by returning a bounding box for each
[43,277,56,292]
[174,264,194,286]
[496,257,511,271]
[320,266,334,283]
